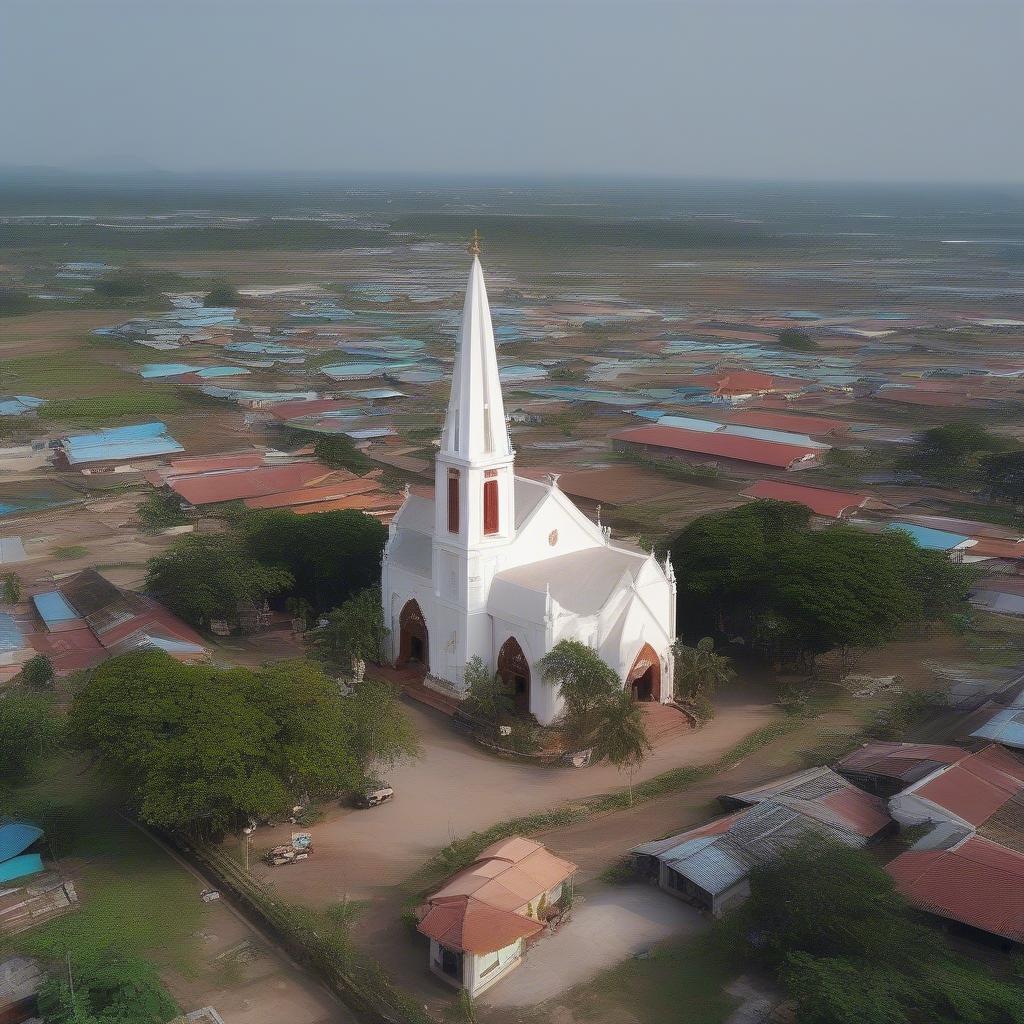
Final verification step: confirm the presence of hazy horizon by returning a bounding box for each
[2,0,1022,185]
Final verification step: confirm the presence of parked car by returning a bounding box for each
[354,785,394,808]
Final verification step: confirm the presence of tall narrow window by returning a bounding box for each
[483,472,499,536]
[447,469,460,534]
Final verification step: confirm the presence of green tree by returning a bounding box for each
[672,637,735,705]
[243,508,386,612]
[900,421,1010,483]
[984,449,1024,505]
[777,327,818,351]
[203,282,240,306]
[591,689,650,804]
[0,689,60,780]
[37,954,179,1024]
[1,571,22,604]
[312,433,372,475]
[19,653,54,689]
[68,652,361,834]
[312,587,389,668]
[144,533,292,628]
[539,640,620,751]
[136,490,188,532]
[462,654,515,729]
[0,287,34,315]
[341,678,420,782]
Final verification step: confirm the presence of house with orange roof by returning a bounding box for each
[415,836,577,995]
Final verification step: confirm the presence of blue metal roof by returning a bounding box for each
[970,709,1024,749]
[0,613,24,653]
[0,821,43,862]
[0,853,44,883]
[885,522,971,551]
[657,415,722,433]
[32,591,79,628]
[65,422,169,448]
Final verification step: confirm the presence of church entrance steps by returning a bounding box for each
[639,701,694,746]
[383,669,462,717]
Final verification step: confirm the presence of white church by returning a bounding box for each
[381,242,677,726]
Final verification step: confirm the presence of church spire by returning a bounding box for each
[440,242,511,464]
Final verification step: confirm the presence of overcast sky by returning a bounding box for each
[2,0,1021,183]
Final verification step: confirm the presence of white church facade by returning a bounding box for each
[381,243,676,726]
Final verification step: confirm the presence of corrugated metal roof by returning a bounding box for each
[32,590,80,627]
[0,536,27,564]
[0,613,25,653]
[610,425,823,469]
[970,709,1024,749]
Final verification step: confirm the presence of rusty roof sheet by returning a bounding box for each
[887,836,1024,941]
[835,741,969,781]
[912,744,1024,827]
[741,479,874,518]
[611,425,822,469]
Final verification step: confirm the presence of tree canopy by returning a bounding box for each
[898,421,1011,484]
[0,689,61,781]
[732,835,1024,1024]
[668,500,974,668]
[539,640,621,751]
[144,533,292,629]
[777,327,818,351]
[69,652,416,833]
[984,449,1024,506]
[312,433,373,475]
[203,282,240,307]
[243,508,387,612]
[312,586,389,668]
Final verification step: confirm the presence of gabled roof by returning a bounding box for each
[886,835,1024,942]
[417,836,576,954]
[835,741,969,783]
[906,744,1024,828]
[740,480,875,518]
[610,425,822,469]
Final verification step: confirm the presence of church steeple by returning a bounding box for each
[439,245,512,463]
[435,240,515,549]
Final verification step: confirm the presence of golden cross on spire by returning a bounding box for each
[467,229,482,257]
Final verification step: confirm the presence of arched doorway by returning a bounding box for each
[497,637,531,713]
[626,643,661,702]
[398,600,429,669]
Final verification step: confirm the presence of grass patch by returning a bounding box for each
[38,391,186,423]
[51,544,88,559]
[556,933,740,1024]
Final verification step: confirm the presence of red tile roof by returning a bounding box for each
[417,897,543,954]
[611,426,823,469]
[741,480,872,518]
[167,464,331,505]
[886,836,1024,941]
[722,410,850,435]
[911,744,1024,827]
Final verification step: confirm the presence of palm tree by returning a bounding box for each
[672,637,736,705]
[591,689,651,805]
[538,640,619,751]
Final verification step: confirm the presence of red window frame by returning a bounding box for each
[447,469,460,534]
[483,477,499,535]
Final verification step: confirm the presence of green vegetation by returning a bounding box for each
[731,835,1024,1024]
[145,533,293,628]
[52,544,88,559]
[136,490,189,532]
[0,286,36,315]
[90,270,187,304]
[898,421,1013,485]
[243,508,387,612]
[1,571,22,604]
[19,653,55,689]
[672,637,736,718]
[538,639,622,750]
[38,391,186,423]
[37,955,180,1024]
[203,282,240,306]
[777,327,819,351]
[984,449,1024,505]
[462,654,515,728]
[0,689,61,780]
[864,689,946,740]
[312,586,390,668]
[69,651,416,834]
[312,432,373,474]
[591,689,650,804]
[669,500,975,669]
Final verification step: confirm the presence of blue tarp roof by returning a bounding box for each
[32,591,80,628]
[0,613,25,653]
[64,437,184,465]
[0,395,46,415]
[65,422,169,448]
[885,523,972,551]
[0,853,44,884]
[0,821,43,863]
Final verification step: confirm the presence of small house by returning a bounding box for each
[415,836,576,996]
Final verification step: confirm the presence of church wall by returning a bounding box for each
[507,487,605,572]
